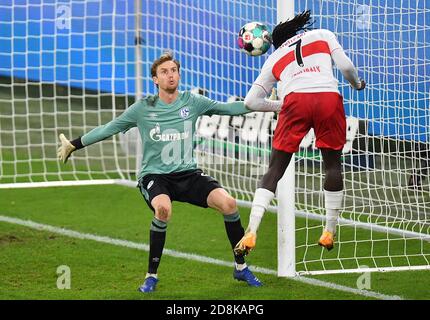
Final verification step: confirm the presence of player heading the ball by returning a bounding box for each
[235,10,366,256]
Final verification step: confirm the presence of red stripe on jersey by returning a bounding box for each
[272,40,331,80]
[272,52,295,81]
[302,40,330,58]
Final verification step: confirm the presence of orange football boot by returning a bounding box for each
[234,232,257,256]
[318,230,335,251]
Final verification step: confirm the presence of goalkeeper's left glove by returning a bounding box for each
[57,133,76,164]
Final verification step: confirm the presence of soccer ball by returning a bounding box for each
[237,22,272,56]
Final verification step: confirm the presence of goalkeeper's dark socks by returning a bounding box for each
[224,212,246,264]
[70,137,84,150]
[148,218,167,274]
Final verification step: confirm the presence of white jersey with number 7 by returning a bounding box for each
[253,29,354,100]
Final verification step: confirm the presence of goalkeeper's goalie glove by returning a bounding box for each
[57,133,76,164]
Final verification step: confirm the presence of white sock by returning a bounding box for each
[145,273,158,279]
[247,188,275,234]
[235,262,247,271]
[324,190,343,235]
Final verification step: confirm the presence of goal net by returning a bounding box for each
[0,0,138,185]
[1,0,429,275]
[289,0,430,274]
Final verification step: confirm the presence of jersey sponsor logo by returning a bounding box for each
[147,180,154,190]
[179,107,190,119]
[272,40,331,80]
[200,172,209,177]
[149,123,161,141]
[149,122,191,142]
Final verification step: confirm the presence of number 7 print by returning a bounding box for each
[289,38,304,67]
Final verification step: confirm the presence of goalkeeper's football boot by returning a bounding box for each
[234,232,257,256]
[233,267,262,287]
[318,230,335,251]
[138,276,158,293]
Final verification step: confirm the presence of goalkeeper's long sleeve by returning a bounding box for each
[202,100,252,116]
[81,102,138,146]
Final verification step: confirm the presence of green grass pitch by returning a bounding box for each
[0,185,429,300]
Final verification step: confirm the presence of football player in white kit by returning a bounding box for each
[237,10,366,254]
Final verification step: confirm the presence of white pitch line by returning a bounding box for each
[0,214,402,300]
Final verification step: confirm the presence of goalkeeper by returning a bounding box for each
[235,10,366,256]
[57,52,263,292]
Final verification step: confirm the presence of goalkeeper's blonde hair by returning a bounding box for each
[150,51,181,77]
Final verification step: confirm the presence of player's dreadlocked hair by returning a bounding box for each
[272,10,314,49]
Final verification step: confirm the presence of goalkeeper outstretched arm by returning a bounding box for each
[57,103,138,163]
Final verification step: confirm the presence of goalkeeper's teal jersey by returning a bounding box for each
[81,91,250,180]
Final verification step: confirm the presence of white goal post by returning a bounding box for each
[0,0,429,276]
[276,0,296,277]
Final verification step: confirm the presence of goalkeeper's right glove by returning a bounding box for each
[57,133,76,164]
